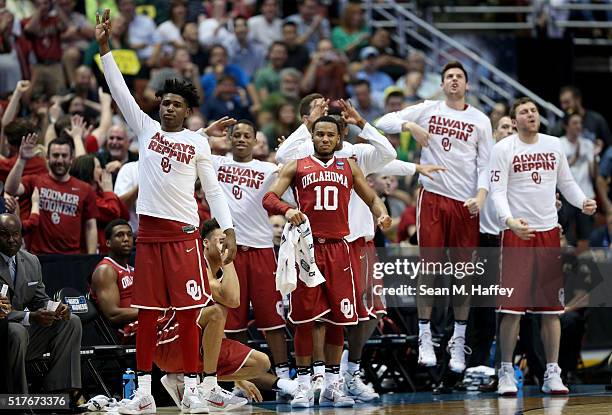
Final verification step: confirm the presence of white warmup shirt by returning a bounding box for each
[212,156,278,247]
[559,136,595,199]
[101,52,233,230]
[489,133,587,231]
[376,100,493,202]
[114,161,139,234]
[275,122,405,241]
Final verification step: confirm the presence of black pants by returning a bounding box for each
[0,318,7,392]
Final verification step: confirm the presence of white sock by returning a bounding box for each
[184,375,198,395]
[278,378,298,394]
[275,365,290,379]
[138,374,152,396]
[453,321,467,339]
[500,362,513,373]
[297,373,311,386]
[546,363,559,372]
[324,371,338,387]
[312,364,325,378]
[418,321,431,337]
[201,374,218,391]
[347,361,360,375]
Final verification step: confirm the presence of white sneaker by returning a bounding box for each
[199,385,248,411]
[161,374,184,408]
[542,365,569,395]
[181,386,209,414]
[343,370,379,402]
[418,332,438,367]
[311,374,325,404]
[118,389,156,414]
[290,383,314,408]
[275,378,299,403]
[319,380,355,407]
[448,336,472,373]
[497,366,518,397]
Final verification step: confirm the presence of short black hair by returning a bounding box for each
[217,74,236,85]
[299,93,324,117]
[563,111,582,125]
[312,115,341,135]
[54,114,73,137]
[4,118,37,148]
[155,78,200,109]
[269,40,288,53]
[351,79,371,89]
[385,90,404,104]
[69,154,96,184]
[560,85,581,100]
[105,218,131,240]
[229,119,257,137]
[282,20,297,30]
[201,218,220,239]
[441,61,468,83]
[47,137,74,156]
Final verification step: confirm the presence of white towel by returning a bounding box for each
[276,217,325,296]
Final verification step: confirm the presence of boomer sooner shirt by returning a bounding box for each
[101,53,232,230]
[489,133,587,231]
[212,156,278,247]
[376,100,492,201]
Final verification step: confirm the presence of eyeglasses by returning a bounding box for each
[108,136,125,140]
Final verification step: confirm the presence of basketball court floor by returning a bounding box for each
[149,385,612,414]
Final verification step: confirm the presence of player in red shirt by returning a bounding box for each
[263,116,391,407]
[5,136,98,254]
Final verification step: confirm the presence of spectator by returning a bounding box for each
[248,0,282,49]
[269,214,285,255]
[599,145,612,212]
[70,154,129,253]
[227,15,266,81]
[261,67,302,111]
[355,46,393,107]
[0,6,22,95]
[181,22,208,70]
[281,21,310,72]
[203,74,252,122]
[83,12,129,68]
[559,113,597,252]
[198,0,233,48]
[396,50,441,100]
[331,2,369,58]
[5,137,98,254]
[489,101,509,130]
[3,213,82,397]
[57,0,95,88]
[301,39,348,100]
[97,123,138,177]
[200,44,249,100]
[186,112,205,131]
[553,85,612,149]
[67,66,99,102]
[254,41,288,101]
[262,101,299,149]
[0,118,46,181]
[1,80,33,144]
[155,0,187,59]
[22,0,70,98]
[351,79,383,123]
[379,89,420,162]
[402,71,423,105]
[369,28,406,80]
[253,130,271,161]
[493,115,514,141]
[114,160,139,235]
[285,0,330,53]
[117,0,158,61]
[144,48,204,105]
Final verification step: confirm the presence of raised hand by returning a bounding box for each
[31,187,40,207]
[16,80,32,94]
[95,9,112,46]
[66,114,87,140]
[203,116,237,137]
[339,99,365,127]
[98,170,114,192]
[98,86,112,107]
[306,98,329,129]
[19,133,39,160]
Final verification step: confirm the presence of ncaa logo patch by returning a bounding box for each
[336,160,345,170]
[340,298,354,319]
[186,280,202,301]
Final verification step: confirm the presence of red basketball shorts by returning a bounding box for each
[498,227,564,315]
[225,246,285,332]
[289,239,358,326]
[366,239,387,316]
[131,216,213,310]
[349,238,386,319]
[155,311,252,376]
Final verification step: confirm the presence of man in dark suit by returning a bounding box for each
[0,282,10,392]
[0,213,82,394]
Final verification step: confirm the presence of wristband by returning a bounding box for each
[262,191,291,216]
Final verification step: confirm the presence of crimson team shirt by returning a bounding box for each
[22,174,98,254]
[212,156,278,248]
[0,156,48,222]
[293,156,353,239]
[489,133,587,231]
[376,100,493,202]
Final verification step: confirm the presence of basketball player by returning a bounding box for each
[489,97,596,396]
[276,97,444,401]
[96,10,236,414]
[202,120,292,394]
[376,61,493,373]
[263,115,392,407]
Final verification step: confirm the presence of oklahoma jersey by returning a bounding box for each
[489,133,587,231]
[212,156,278,248]
[293,156,353,239]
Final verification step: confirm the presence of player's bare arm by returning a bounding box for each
[264,160,306,225]
[91,265,138,325]
[415,164,446,180]
[348,158,391,230]
[402,121,431,147]
[464,188,488,216]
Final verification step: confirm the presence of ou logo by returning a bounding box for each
[232,185,243,200]
[161,156,171,173]
[531,171,541,184]
[441,137,452,152]
[185,280,202,301]
[340,298,354,319]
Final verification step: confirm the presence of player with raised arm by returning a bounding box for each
[489,98,596,396]
[263,115,392,408]
[376,61,493,373]
[95,10,237,414]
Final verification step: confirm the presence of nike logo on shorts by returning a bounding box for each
[343,266,350,271]
[186,247,195,253]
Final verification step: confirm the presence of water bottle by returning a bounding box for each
[514,365,524,390]
[123,369,136,399]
